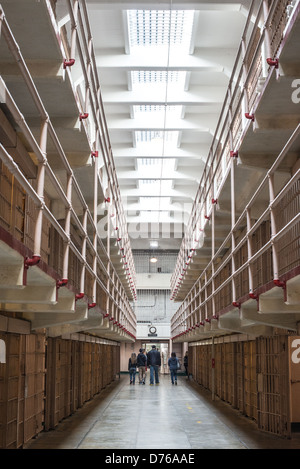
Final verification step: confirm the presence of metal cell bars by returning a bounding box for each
[0,6,136,338]
[133,250,177,274]
[134,289,177,323]
[171,123,300,340]
[64,0,136,298]
[170,0,294,299]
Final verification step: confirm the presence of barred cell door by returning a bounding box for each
[256,336,291,438]
[0,332,46,448]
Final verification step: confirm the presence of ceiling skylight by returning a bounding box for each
[136,157,176,177]
[127,9,195,51]
[131,70,186,87]
[125,9,195,224]
[133,105,183,119]
[135,130,179,145]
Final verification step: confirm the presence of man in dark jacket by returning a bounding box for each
[137,348,147,384]
[147,345,161,385]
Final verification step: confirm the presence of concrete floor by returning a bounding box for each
[24,374,300,450]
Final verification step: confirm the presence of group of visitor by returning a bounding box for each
[128,346,189,386]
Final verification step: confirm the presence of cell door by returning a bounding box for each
[256,335,290,438]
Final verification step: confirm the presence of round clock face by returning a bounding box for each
[149,326,157,334]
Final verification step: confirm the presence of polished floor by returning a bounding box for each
[24,374,300,450]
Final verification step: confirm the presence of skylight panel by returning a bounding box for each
[131,70,186,86]
[136,157,176,177]
[135,130,179,145]
[133,105,183,120]
[125,8,193,225]
[134,105,165,114]
[128,9,195,52]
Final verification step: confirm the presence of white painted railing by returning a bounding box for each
[171,0,297,298]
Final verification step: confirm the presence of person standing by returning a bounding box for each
[168,352,179,385]
[147,345,161,385]
[184,351,189,378]
[137,348,147,384]
[128,352,137,385]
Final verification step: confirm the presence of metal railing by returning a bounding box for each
[172,124,300,339]
[56,0,137,298]
[171,0,297,297]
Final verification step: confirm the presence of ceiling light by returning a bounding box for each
[150,240,158,248]
[150,256,158,263]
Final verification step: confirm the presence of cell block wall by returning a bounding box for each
[188,333,292,438]
[0,323,120,448]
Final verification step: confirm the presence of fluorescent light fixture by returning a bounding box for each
[150,240,158,248]
[150,256,158,263]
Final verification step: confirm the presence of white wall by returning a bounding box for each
[137,322,170,339]
[136,273,171,289]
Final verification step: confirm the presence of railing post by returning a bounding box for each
[241,36,249,131]
[269,173,280,280]
[80,208,88,296]
[211,196,216,318]
[33,119,48,258]
[70,0,78,62]
[0,6,3,38]
[63,174,72,283]
[231,143,237,305]
[260,0,272,78]
[228,79,239,303]
[106,185,111,317]
[92,145,99,304]
[263,0,272,60]
[204,271,208,321]
[84,35,92,119]
[228,83,234,152]
[247,207,254,294]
